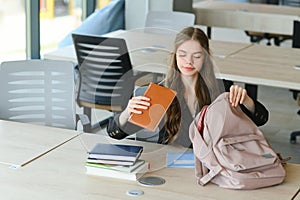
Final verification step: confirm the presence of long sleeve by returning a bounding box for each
[240,100,269,127]
[106,113,143,140]
[107,81,269,144]
[220,79,269,126]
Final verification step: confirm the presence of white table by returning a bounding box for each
[43,29,253,74]
[0,131,299,200]
[0,120,80,167]
[43,29,300,99]
[193,1,300,36]
[213,43,300,99]
[215,44,300,90]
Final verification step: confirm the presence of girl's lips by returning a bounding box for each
[183,66,195,71]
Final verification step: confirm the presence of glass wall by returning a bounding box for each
[0,0,26,62]
[0,0,113,64]
[40,0,83,56]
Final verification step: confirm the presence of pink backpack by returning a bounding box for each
[189,92,286,189]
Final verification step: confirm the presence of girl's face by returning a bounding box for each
[176,39,204,77]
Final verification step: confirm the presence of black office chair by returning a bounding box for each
[72,33,148,133]
[245,31,292,46]
[290,20,300,143]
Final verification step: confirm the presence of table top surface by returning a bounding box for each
[0,129,299,200]
[193,1,300,35]
[0,120,79,167]
[43,29,253,74]
[193,1,300,16]
[43,29,300,90]
[214,44,300,90]
[43,30,252,61]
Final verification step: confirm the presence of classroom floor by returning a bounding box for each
[94,26,300,164]
[258,85,300,164]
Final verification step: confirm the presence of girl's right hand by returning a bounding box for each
[126,96,151,115]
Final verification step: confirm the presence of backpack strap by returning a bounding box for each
[197,105,208,137]
[195,105,223,185]
[199,165,223,185]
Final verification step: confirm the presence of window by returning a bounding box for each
[0,0,26,62]
[0,0,110,63]
[40,0,83,56]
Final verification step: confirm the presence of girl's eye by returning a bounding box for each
[178,54,186,57]
[193,54,201,59]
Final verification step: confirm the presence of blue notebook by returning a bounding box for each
[166,152,195,168]
[88,143,143,162]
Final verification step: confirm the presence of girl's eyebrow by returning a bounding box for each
[177,49,186,53]
[177,49,203,54]
[193,51,202,54]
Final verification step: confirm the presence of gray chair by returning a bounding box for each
[143,11,195,81]
[0,59,80,130]
[144,11,195,35]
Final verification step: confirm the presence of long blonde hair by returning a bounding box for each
[164,27,220,144]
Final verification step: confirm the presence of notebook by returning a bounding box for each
[85,161,149,181]
[85,160,146,173]
[88,143,143,163]
[128,83,177,132]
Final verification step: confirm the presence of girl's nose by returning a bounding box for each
[185,55,193,64]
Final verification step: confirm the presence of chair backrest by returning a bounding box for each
[292,20,300,48]
[72,33,135,111]
[0,60,77,129]
[145,11,195,34]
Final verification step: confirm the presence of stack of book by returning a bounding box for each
[85,143,149,181]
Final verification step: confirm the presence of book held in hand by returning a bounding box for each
[129,82,177,132]
[88,143,143,163]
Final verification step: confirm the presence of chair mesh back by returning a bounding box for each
[0,60,76,129]
[72,34,134,109]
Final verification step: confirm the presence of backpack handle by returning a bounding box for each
[197,105,208,137]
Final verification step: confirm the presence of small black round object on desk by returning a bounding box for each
[137,176,166,186]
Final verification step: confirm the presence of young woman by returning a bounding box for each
[107,27,268,148]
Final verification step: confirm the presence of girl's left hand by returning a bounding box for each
[229,85,255,112]
[229,85,247,107]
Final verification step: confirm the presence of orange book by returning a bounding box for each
[128,83,177,132]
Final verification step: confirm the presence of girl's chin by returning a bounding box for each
[181,71,198,77]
